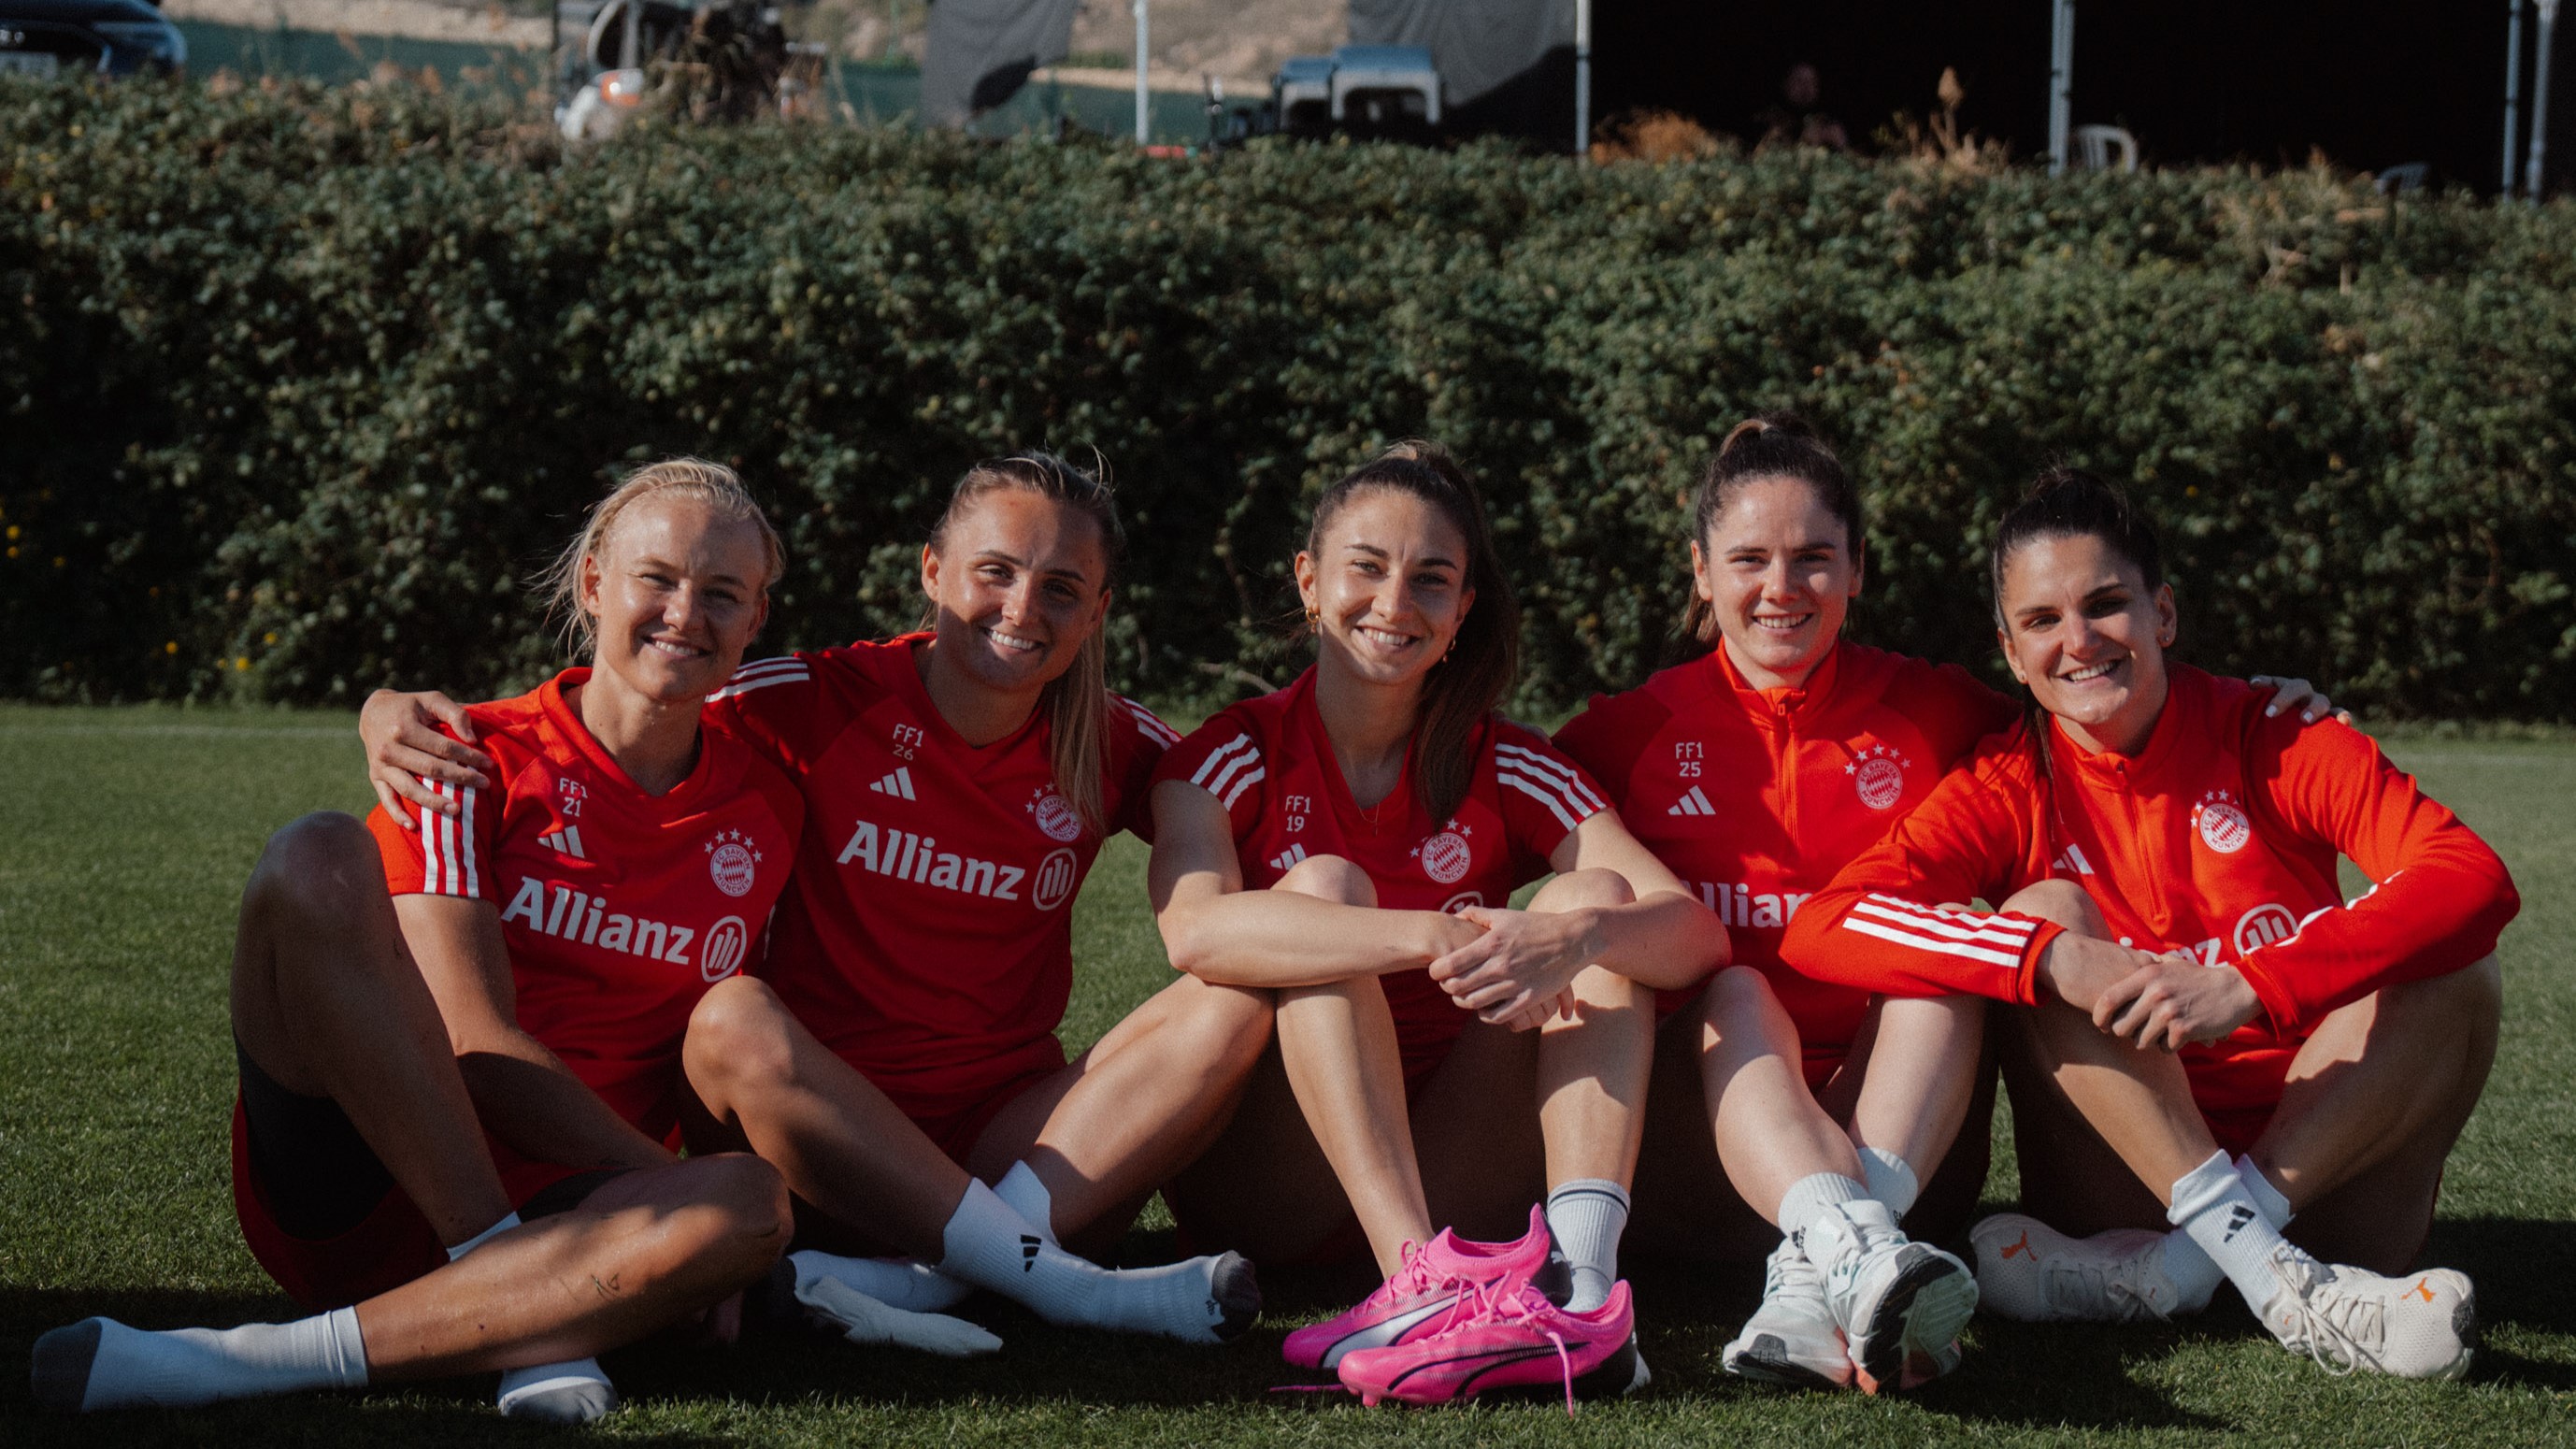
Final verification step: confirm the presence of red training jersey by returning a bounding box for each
[1553,642,2015,1080]
[1152,667,1611,1072]
[1780,665,2520,1116]
[706,635,1176,1123]
[366,669,805,1191]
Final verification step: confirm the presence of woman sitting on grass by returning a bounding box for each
[362,452,1271,1346]
[1782,469,2516,1380]
[1146,441,1725,1406]
[36,460,824,1419]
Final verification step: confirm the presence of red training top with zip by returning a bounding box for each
[1152,667,1610,1082]
[706,635,1176,1127]
[365,668,806,1197]
[1780,665,2519,1119]
[1553,641,2016,1084]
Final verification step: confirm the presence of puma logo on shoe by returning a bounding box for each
[2000,1232,2032,1260]
[2409,1278,2437,1302]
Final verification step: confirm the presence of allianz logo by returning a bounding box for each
[835,818,1080,911]
[1696,880,1812,929]
[500,876,751,983]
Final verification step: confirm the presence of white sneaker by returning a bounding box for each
[1803,1200,1978,1395]
[1970,1213,2202,1324]
[1722,1236,1853,1389]
[2255,1245,2475,1381]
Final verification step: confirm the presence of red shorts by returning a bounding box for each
[903,1064,1064,1166]
[231,1098,596,1312]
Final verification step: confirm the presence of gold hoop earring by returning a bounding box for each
[1304,605,1320,626]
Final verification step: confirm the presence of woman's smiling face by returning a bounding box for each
[1996,530,2178,755]
[1296,488,1475,691]
[920,486,1110,701]
[1692,474,1862,691]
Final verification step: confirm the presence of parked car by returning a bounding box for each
[0,0,185,79]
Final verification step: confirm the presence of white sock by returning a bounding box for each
[1858,1146,1920,1218]
[2168,1150,2298,1312]
[935,1178,1247,1342]
[994,1161,1060,1248]
[36,1309,369,1410]
[2235,1155,2296,1229]
[1777,1171,1867,1242]
[448,1210,617,1421]
[1543,1179,1631,1313]
[789,1250,975,1313]
[2157,1155,2294,1313]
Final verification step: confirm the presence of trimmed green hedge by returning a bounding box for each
[6,80,2572,718]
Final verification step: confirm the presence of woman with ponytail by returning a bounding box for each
[1147,442,1725,1406]
[360,452,1272,1347]
[1781,469,2514,1381]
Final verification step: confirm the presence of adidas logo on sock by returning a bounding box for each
[1268,844,1309,871]
[1667,785,1715,817]
[1021,1234,1041,1270]
[537,826,587,860]
[870,768,917,800]
[2222,1204,2258,1241]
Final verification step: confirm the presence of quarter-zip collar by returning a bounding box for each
[1711,638,1843,732]
[2047,663,2200,789]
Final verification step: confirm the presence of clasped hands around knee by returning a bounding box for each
[2039,930,2263,1053]
[1426,904,1606,1032]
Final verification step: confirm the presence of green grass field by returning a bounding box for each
[3,705,2570,1445]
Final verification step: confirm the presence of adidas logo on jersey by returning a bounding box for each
[2051,843,2097,876]
[499,876,750,982]
[1667,786,1716,817]
[537,825,587,861]
[870,768,917,800]
[1268,844,1309,872]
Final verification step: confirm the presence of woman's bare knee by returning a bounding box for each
[1527,868,1634,913]
[1997,879,2106,935]
[682,976,802,1102]
[1272,853,1376,907]
[243,811,388,928]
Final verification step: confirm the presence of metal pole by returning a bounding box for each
[2048,0,2075,176]
[1575,0,1592,157]
[620,0,638,69]
[1133,0,1150,144]
[2506,0,2526,195]
[2531,0,2560,200]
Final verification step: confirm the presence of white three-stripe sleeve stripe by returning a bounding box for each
[710,670,808,701]
[1120,696,1181,746]
[1219,767,1266,810]
[419,788,444,894]
[459,780,479,897]
[1189,735,1257,791]
[1497,772,1578,832]
[1495,743,1608,815]
[1850,896,2038,948]
[1839,896,2036,969]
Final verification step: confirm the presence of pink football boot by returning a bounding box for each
[1336,1279,1644,1410]
[1281,1206,1557,1370]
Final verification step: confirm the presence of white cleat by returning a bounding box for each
[1804,1200,1978,1395]
[1971,1213,2201,1325]
[1722,1236,1853,1389]
[2256,1246,2476,1381]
